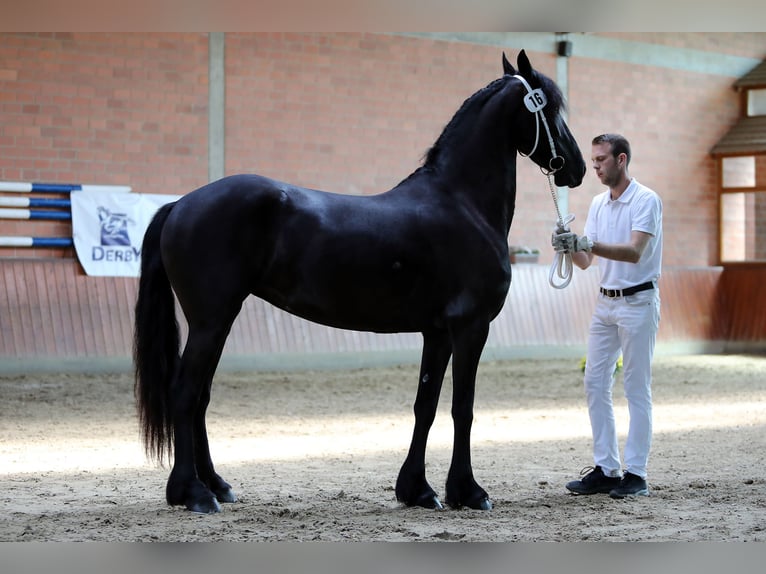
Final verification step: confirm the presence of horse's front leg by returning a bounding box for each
[396,329,452,509]
[445,318,492,510]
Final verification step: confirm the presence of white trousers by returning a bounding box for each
[583,287,660,479]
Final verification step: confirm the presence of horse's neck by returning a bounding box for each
[449,92,520,234]
[442,148,518,237]
[410,83,521,236]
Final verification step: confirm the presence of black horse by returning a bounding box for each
[134,51,586,514]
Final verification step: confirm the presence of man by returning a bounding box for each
[552,133,662,499]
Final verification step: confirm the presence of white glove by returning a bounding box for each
[551,231,593,253]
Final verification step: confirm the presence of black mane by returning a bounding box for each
[420,68,566,171]
[535,70,566,114]
[422,76,511,168]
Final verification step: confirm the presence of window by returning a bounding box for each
[747,88,766,116]
[712,61,766,264]
[722,156,755,188]
[720,191,766,261]
[719,155,766,263]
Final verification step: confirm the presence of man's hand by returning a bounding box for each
[551,232,593,253]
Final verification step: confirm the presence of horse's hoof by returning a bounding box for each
[445,495,493,510]
[462,495,492,510]
[214,488,238,504]
[427,496,445,510]
[399,491,444,510]
[475,497,493,511]
[415,493,444,510]
[186,497,222,514]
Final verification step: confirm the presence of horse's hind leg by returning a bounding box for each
[396,329,452,509]
[166,314,239,514]
[192,338,237,505]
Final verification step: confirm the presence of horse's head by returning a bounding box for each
[503,51,586,188]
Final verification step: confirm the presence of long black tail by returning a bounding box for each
[133,201,179,464]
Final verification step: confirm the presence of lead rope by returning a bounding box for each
[512,74,575,289]
[547,174,575,289]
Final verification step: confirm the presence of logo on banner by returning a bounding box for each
[92,206,139,262]
[98,206,134,246]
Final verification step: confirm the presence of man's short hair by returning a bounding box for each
[592,133,631,165]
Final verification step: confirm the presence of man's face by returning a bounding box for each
[591,142,621,188]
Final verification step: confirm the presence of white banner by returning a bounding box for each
[71,191,181,277]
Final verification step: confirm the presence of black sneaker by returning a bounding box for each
[609,472,649,499]
[566,466,621,495]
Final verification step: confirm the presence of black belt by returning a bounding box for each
[600,281,654,298]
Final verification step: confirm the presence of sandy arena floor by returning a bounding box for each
[1,354,765,541]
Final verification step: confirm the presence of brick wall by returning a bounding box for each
[2,32,764,265]
[2,33,766,363]
[224,33,505,194]
[0,32,208,258]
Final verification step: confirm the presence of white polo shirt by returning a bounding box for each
[583,178,663,290]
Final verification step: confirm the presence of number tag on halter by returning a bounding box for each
[523,89,547,113]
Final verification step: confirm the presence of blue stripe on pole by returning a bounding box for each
[28,210,71,220]
[27,198,71,208]
[31,182,83,193]
[32,237,74,247]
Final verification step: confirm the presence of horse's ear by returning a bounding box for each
[502,52,516,76]
[517,49,533,78]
